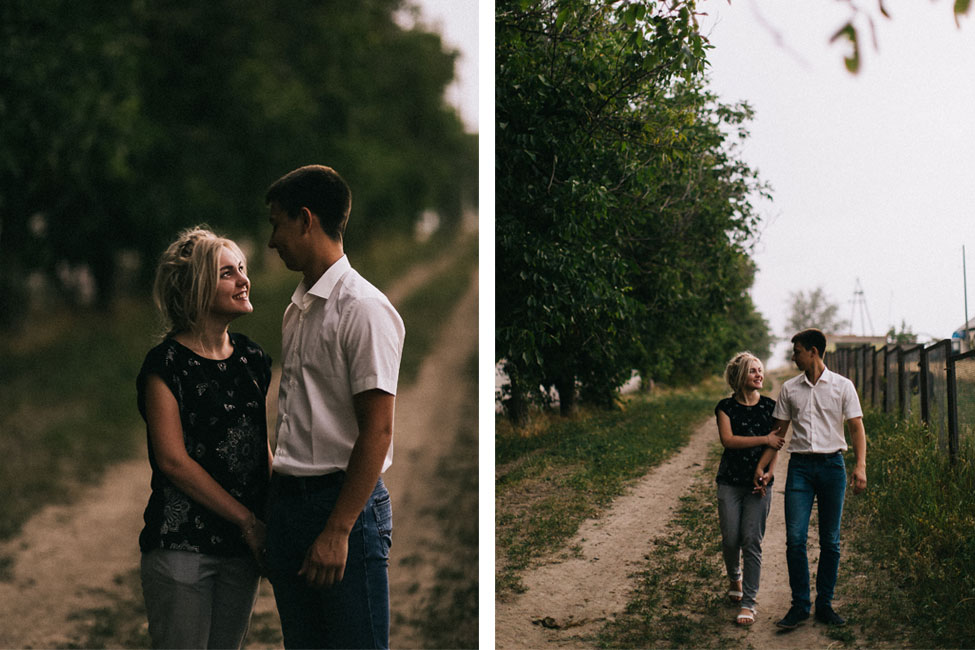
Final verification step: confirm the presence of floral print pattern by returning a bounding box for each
[137,333,271,557]
[715,395,777,487]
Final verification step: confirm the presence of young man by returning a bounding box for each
[753,328,867,629]
[264,165,405,649]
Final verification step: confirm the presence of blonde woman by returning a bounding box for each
[714,352,783,626]
[136,226,272,649]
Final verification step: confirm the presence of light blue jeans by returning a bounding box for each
[717,483,772,610]
[140,548,260,649]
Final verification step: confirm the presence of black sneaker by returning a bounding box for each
[814,605,847,626]
[775,606,810,629]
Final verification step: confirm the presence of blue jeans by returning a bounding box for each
[140,549,260,649]
[784,453,846,613]
[266,473,392,649]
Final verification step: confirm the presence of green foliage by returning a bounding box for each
[496,0,771,419]
[846,411,975,648]
[784,286,849,336]
[0,0,476,320]
[885,318,917,345]
[826,1,972,71]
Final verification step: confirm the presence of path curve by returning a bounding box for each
[495,415,717,648]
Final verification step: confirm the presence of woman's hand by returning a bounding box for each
[765,431,785,450]
[752,468,772,496]
[240,512,267,568]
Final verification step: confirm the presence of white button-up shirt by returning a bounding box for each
[273,255,405,477]
[772,367,863,454]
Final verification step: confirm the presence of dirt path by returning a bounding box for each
[496,380,850,649]
[0,242,477,649]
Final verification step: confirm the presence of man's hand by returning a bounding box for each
[851,465,867,494]
[299,528,349,588]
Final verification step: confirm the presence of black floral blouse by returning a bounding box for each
[136,333,271,557]
[715,395,776,487]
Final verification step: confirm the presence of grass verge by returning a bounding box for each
[837,410,975,649]
[495,377,727,599]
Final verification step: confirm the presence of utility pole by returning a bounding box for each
[849,277,874,337]
[965,246,970,349]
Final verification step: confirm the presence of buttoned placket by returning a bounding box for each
[277,302,309,461]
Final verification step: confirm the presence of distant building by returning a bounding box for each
[826,334,887,353]
[951,317,975,354]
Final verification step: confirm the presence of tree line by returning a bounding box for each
[0,0,477,324]
[496,0,772,422]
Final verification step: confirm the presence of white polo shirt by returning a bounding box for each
[273,255,405,477]
[772,367,863,454]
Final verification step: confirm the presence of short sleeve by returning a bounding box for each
[342,295,406,396]
[771,384,792,421]
[136,343,182,420]
[843,379,863,420]
[714,397,731,417]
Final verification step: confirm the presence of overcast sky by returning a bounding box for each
[699,0,975,365]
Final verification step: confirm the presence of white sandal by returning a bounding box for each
[736,607,756,626]
[728,580,743,603]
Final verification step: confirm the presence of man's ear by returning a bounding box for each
[298,207,316,234]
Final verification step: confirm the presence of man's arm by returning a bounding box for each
[753,418,790,490]
[847,416,867,494]
[299,389,394,588]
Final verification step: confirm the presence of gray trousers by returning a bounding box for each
[141,549,260,649]
[717,483,772,610]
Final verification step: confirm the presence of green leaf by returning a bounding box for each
[830,23,860,74]
[955,0,972,26]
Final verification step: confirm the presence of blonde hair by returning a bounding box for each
[724,352,763,398]
[152,226,247,338]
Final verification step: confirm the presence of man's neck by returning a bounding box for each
[804,360,826,385]
[302,245,345,288]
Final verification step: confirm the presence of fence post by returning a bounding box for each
[897,347,906,419]
[947,353,959,464]
[919,344,929,425]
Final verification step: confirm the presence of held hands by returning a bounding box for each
[240,512,268,571]
[299,528,348,589]
[752,467,772,496]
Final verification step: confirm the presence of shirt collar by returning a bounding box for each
[290,255,351,310]
[801,365,834,387]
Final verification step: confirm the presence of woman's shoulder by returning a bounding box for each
[715,395,736,413]
[141,337,180,369]
[230,332,270,363]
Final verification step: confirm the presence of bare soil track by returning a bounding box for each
[0,245,477,649]
[496,380,860,649]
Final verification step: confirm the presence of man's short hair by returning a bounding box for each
[792,328,827,358]
[265,165,352,241]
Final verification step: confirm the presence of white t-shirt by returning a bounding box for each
[772,367,863,454]
[273,255,405,476]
